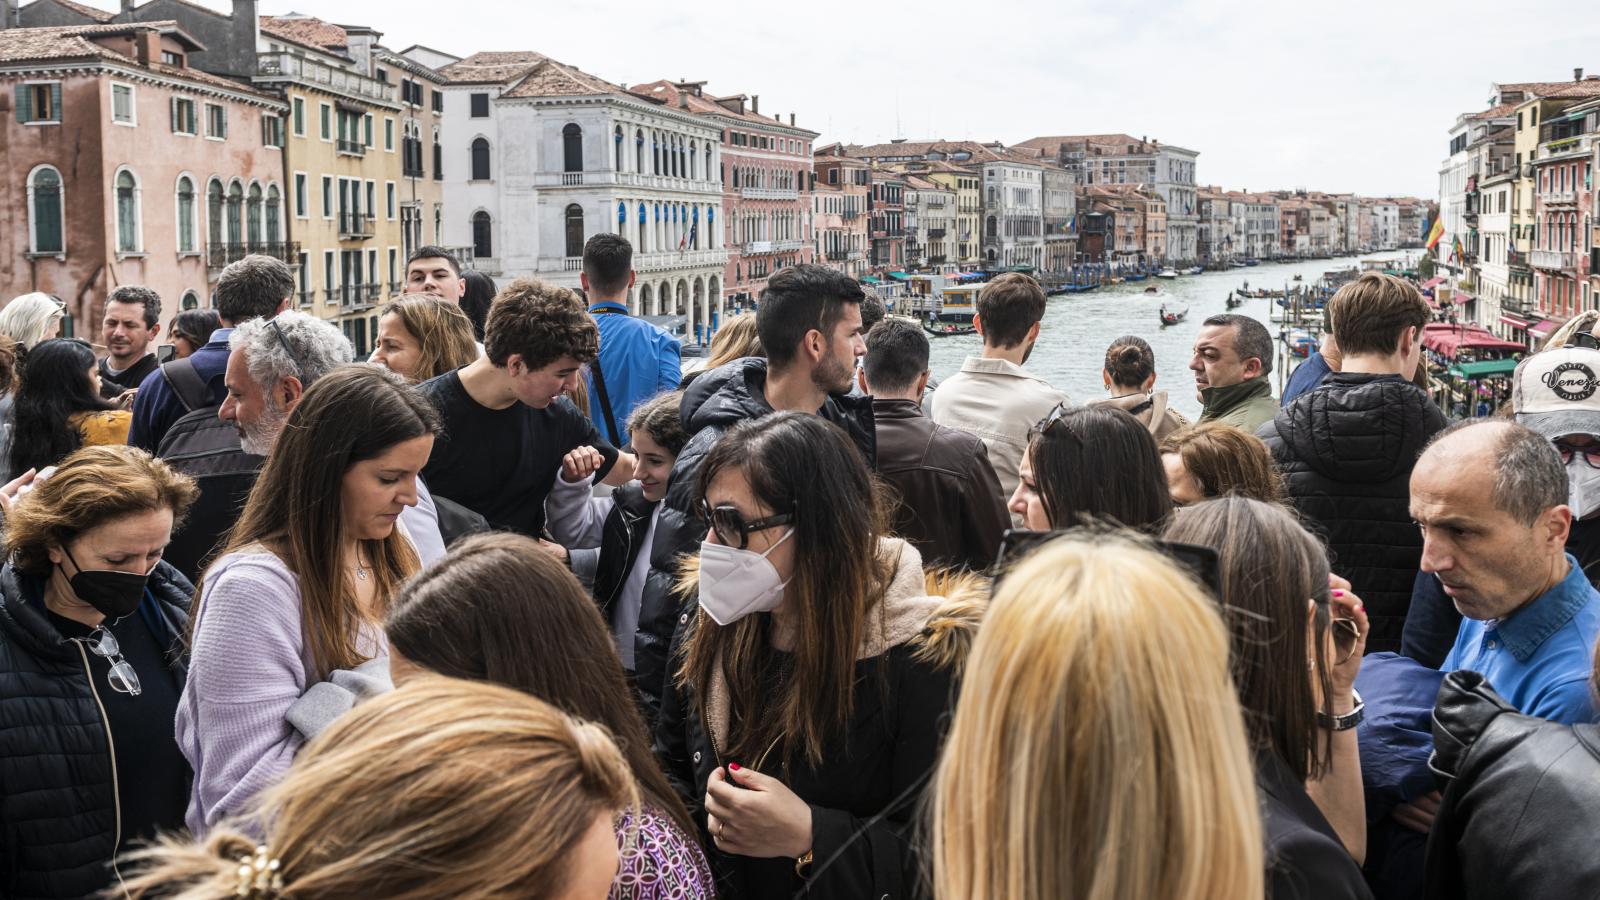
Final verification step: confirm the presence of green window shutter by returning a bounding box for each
[220,107,227,139]
[15,84,29,123]
[50,84,60,121]
[170,95,178,131]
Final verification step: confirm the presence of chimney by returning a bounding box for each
[1576,67,1585,82]
[3,0,21,29]
[677,88,688,110]
[121,0,134,11]
[229,0,261,79]
[343,25,380,76]
[751,94,759,114]
[133,25,159,65]
[789,112,795,126]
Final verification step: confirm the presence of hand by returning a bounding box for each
[704,763,813,859]
[537,539,569,563]
[115,388,138,410]
[1391,790,1440,834]
[560,445,604,484]
[1327,574,1369,700]
[0,468,37,517]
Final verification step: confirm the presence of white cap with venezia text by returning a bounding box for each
[1513,345,1600,440]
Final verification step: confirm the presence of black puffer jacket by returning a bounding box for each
[1260,373,1446,653]
[634,358,876,727]
[1425,670,1600,900]
[0,561,191,900]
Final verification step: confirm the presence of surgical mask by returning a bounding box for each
[60,546,153,620]
[697,529,794,626]
[1568,459,1600,520]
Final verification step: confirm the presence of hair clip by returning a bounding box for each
[234,845,283,897]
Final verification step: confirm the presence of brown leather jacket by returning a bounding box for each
[1089,390,1190,442]
[872,398,1010,571]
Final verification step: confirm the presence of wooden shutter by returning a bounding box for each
[15,84,30,123]
[49,84,60,121]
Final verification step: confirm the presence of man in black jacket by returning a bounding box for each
[1261,273,1445,653]
[860,316,1007,571]
[634,264,872,726]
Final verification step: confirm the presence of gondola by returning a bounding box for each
[1159,306,1188,327]
[1225,292,1244,309]
[923,321,977,337]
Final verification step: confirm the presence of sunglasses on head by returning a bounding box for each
[267,318,307,377]
[1029,402,1078,441]
[696,499,794,550]
[994,529,1223,598]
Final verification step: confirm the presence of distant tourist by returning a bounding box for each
[164,309,222,361]
[1282,327,1341,406]
[579,234,681,445]
[459,270,497,342]
[1191,313,1277,432]
[10,339,129,475]
[1159,421,1285,506]
[402,245,465,302]
[0,292,65,353]
[928,273,1071,525]
[679,311,760,387]
[1010,404,1172,534]
[1089,334,1189,441]
[368,295,478,384]
[96,285,163,401]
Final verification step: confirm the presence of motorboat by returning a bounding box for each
[1156,269,1179,279]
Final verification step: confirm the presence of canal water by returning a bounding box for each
[924,250,1418,420]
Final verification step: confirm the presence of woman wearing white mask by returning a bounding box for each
[654,410,982,900]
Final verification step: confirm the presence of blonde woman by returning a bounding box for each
[0,292,65,351]
[932,531,1264,900]
[679,312,760,386]
[368,296,479,383]
[124,677,636,899]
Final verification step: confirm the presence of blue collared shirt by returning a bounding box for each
[584,302,680,445]
[127,327,233,453]
[1442,553,1600,724]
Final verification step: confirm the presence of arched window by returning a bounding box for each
[617,201,626,225]
[207,178,224,246]
[225,181,243,246]
[470,137,491,181]
[175,175,196,253]
[115,168,141,253]
[180,290,199,310]
[564,203,584,258]
[432,128,442,180]
[653,132,661,175]
[265,185,281,245]
[705,142,714,180]
[246,182,263,248]
[636,129,645,173]
[472,210,492,259]
[562,123,583,173]
[689,143,697,180]
[27,166,64,254]
[614,126,624,171]
[986,215,998,238]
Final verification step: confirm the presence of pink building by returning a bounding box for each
[0,20,289,335]
[1531,133,1593,319]
[628,80,816,310]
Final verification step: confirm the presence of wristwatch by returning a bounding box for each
[1317,689,1364,731]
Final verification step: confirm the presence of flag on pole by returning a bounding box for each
[1425,217,1445,251]
[1451,235,1464,264]
[680,220,695,252]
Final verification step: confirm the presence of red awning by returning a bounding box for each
[1498,313,1531,329]
[1529,318,1565,338]
[1422,323,1527,356]
[1420,276,1446,290]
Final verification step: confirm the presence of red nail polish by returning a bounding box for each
[729,762,741,772]
[1331,589,1345,597]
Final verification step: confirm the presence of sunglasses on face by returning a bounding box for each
[1554,440,1600,470]
[697,499,794,550]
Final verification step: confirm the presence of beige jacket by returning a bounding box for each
[927,356,1071,526]
[1089,390,1191,442]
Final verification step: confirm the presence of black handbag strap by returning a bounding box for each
[590,353,622,447]
[160,357,211,414]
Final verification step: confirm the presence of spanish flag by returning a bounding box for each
[1425,217,1445,251]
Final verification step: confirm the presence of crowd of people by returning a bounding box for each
[0,237,1596,900]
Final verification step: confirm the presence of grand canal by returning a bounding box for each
[923,250,1418,419]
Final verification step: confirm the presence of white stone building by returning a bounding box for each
[417,50,728,340]
[980,155,1043,269]
[1017,134,1199,263]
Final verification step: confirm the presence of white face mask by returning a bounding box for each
[1568,459,1600,520]
[697,529,794,626]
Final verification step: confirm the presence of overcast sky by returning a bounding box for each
[242,0,1595,198]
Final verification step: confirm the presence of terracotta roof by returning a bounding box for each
[626,79,817,134]
[1498,79,1600,100]
[0,22,275,99]
[259,15,347,53]
[1469,102,1517,120]
[34,0,115,22]
[902,174,942,190]
[438,50,547,84]
[500,57,621,98]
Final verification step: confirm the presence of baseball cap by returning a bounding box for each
[1513,345,1600,440]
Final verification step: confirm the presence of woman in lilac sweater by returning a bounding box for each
[385,532,714,899]
[177,367,440,834]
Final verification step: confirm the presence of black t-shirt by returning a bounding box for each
[419,369,618,536]
[98,353,159,399]
[46,607,189,843]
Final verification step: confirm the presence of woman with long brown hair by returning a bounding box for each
[932,530,1264,900]
[385,532,712,899]
[368,295,479,383]
[125,677,635,899]
[656,411,982,898]
[177,366,440,835]
[1163,496,1371,898]
[1159,421,1286,506]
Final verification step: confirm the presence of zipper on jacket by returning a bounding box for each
[701,704,782,774]
[605,508,639,610]
[74,641,125,894]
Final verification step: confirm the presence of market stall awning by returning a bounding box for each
[1420,276,1446,290]
[861,276,882,284]
[1422,323,1526,356]
[1498,313,1531,329]
[888,271,910,280]
[1449,358,1521,379]
[1529,318,1565,339]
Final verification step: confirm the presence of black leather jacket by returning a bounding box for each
[1425,669,1600,900]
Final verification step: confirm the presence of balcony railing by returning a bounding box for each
[296,288,314,307]
[527,171,722,194]
[256,52,396,105]
[441,246,478,269]
[337,138,366,157]
[338,214,374,240]
[206,241,301,270]
[387,281,402,295]
[927,255,947,265]
[927,228,947,239]
[740,186,799,201]
[1530,249,1577,271]
[744,240,774,254]
[826,249,849,261]
[1540,190,1577,206]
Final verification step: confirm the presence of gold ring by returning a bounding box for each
[717,821,726,840]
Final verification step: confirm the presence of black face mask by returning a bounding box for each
[60,546,152,620]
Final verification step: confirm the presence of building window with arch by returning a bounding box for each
[470,137,491,181]
[265,184,281,245]
[564,203,584,257]
[432,128,443,181]
[226,181,243,246]
[180,290,199,310]
[636,129,645,172]
[246,182,263,248]
[115,168,141,253]
[176,175,196,253]
[28,165,64,254]
[614,126,624,171]
[563,123,583,173]
[472,210,492,259]
[207,178,224,247]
